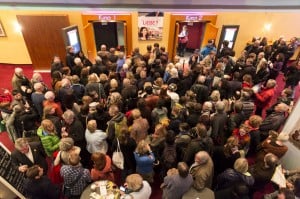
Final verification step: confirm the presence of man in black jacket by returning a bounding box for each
[11,138,48,175]
[24,165,60,199]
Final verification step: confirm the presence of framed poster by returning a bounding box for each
[138,12,164,41]
[217,25,239,54]
[0,20,6,37]
[61,25,81,54]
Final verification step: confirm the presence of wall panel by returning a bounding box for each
[16,15,70,70]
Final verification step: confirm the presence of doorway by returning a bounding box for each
[168,14,218,62]
[93,21,126,52]
[178,22,205,53]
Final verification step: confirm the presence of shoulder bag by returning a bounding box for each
[112,138,124,170]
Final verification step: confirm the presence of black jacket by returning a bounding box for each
[24,176,60,199]
[11,142,48,174]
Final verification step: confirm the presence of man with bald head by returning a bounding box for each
[259,103,290,141]
[12,67,32,98]
[189,151,214,191]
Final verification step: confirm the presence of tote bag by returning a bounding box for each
[112,138,124,170]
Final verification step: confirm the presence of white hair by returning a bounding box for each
[15,67,23,75]
[197,75,206,83]
[33,82,44,91]
[170,68,178,78]
[44,91,55,100]
[74,57,82,65]
[123,63,129,70]
[61,78,71,88]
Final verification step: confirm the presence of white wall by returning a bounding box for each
[280,101,300,170]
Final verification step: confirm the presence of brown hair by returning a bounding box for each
[248,115,263,128]
[41,119,56,135]
[26,165,40,179]
[91,152,106,171]
[68,151,81,166]
[224,136,239,157]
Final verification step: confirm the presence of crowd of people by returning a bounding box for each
[1,35,300,199]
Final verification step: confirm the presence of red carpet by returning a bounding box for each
[0,132,14,152]
[0,63,51,92]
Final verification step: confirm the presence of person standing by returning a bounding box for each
[60,151,91,199]
[161,162,193,199]
[11,138,48,175]
[178,25,188,57]
[24,165,60,199]
[189,151,214,191]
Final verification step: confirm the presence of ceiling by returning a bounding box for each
[1,0,300,10]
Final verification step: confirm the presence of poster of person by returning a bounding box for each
[138,12,164,41]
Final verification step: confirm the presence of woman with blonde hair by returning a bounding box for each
[216,158,254,190]
[109,78,119,93]
[37,119,60,157]
[85,119,108,154]
[134,140,155,183]
[120,173,152,199]
[214,136,241,176]
[50,137,80,184]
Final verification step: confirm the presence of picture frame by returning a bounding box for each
[0,20,6,37]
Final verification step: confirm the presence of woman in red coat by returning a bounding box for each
[254,79,276,117]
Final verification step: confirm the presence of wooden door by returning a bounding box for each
[201,23,218,48]
[171,23,180,60]
[17,15,70,70]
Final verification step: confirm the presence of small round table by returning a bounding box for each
[80,180,120,199]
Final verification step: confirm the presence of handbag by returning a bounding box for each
[63,168,84,197]
[112,138,124,170]
[179,36,188,44]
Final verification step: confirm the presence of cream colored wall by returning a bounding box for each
[215,11,300,56]
[131,12,171,55]
[1,10,300,64]
[0,10,86,64]
[0,10,31,64]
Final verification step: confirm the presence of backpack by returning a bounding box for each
[153,108,167,124]
[114,117,128,138]
[162,143,177,169]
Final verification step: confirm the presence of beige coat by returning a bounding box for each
[190,157,214,191]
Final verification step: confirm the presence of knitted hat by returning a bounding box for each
[59,137,74,151]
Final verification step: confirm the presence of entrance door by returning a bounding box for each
[93,21,126,52]
[202,23,218,48]
[93,22,117,51]
[178,22,205,52]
